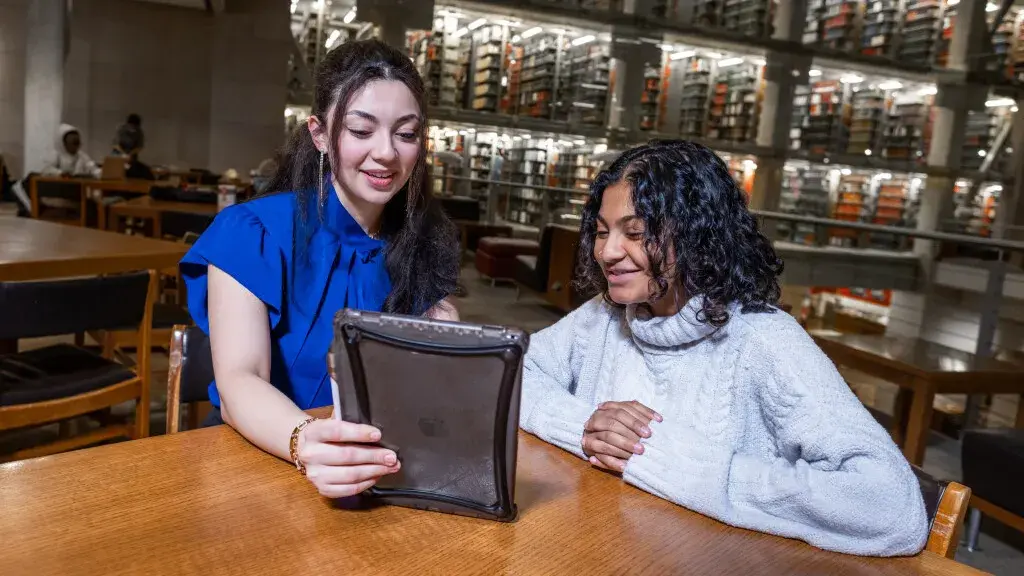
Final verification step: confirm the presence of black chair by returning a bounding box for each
[962,427,1024,551]
[0,271,158,462]
[439,195,481,222]
[513,224,558,297]
[166,325,213,433]
[159,211,215,240]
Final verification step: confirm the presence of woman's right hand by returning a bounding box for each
[297,419,401,498]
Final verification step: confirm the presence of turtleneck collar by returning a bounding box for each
[626,295,731,351]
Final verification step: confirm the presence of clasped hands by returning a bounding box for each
[583,400,662,473]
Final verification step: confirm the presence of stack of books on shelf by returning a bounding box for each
[471,25,505,112]
[791,80,850,155]
[847,88,886,155]
[518,33,559,119]
[899,0,943,64]
[778,165,831,244]
[707,61,761,143]
[678,56,712,138]
[861,0,900,57]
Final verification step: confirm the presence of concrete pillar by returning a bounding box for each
[993,105,1024,243]
[0,0,29,176]
[608,30,660,135]
[356,0,434,51]
[23,0,65,174]
[749,0,809,212]
[208,0,292,173]
[947,0,989,74]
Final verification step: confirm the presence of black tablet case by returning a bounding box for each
[328,309,528,522]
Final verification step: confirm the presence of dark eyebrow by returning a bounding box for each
[346,110,378,122]
[346,110,420,127]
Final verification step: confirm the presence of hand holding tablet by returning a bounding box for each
[328,309,528,521]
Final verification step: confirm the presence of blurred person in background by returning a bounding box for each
[42,124,100,178]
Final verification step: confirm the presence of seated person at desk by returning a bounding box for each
[180,40,460,497]
[111,121,154,180]
[42,123,100,178]
[518,140,928,557]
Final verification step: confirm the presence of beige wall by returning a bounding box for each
[61,0,288,173]
[0,0,28,176]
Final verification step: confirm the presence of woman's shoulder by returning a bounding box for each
[727,306,821,365]
[218,192,297,235]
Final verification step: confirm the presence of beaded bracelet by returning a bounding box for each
[289,416,317,475]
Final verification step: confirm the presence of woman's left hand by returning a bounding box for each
[583,400,662,473]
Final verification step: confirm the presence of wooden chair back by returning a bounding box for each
[913,466,972,558]
[0,270,158,461]
[166,324,213,433]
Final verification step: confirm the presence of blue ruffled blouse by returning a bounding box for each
[180,182,390,409]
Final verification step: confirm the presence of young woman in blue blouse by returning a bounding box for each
[180,40,460,498]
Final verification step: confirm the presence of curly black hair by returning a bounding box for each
[575,139,783,327]
[265,39,459,316]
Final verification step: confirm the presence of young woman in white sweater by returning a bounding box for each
[519,140,928,557]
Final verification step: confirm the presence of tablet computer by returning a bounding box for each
[328,309,528,522]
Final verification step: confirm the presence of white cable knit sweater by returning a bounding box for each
[519,296,928,557]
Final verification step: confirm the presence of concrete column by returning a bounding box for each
[749,0,809,212]
[658,53,685,134]
[208,0,291,173]
[23,0,65,174]
[947,0,989,74]
[0,0,30,176]
[993,105,1024,243]
[357,0,434,51]
[608,31,660,135]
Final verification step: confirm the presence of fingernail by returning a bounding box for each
[384,453,396,466]
[641,426,652,437]
[589,456,598,465]
[633,443,643,454]
[369,430,381,442]
[654,413,664,422]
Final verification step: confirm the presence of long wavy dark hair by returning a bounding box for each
[266,39,458,316]
[575,139,783,327]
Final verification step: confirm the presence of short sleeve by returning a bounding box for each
[179,205,286,333]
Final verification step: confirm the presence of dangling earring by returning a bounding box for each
[317,151,326,214]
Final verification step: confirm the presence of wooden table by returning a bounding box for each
[0,218,188,282]
[0,419,981,575]
[106,195,217,237]
[29,177,154,227]
[811,331,1024,466]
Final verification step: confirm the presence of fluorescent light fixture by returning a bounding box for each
[284,108,294,117]
[840,74,864,84]
[522,26,542,39]
[808,69,822,77]
[978,150,987,157]
[459,130,467,136]
[750,58,766,66]
[912,178,922,187]
[841,168,852,175]
[1013,106,1020,112]
[670,50,695,60]
[878,80,902,90]
[495,19,520,28]
[312,0,323,10]
[325,29,341,49]
[705,52,722,59]
[717,57,744,67]
[878,172,891,179]
[985,98,1015,107]
[511,35,521,43]
[574,140,586,146]
[343,8,356,24]
[864,149,872,156]
[558,140,574,147]
[659,44,674,52]
[987,2,998,12]
[521,134,531,139]
[742,159,756,169]
[290,3,297,14]
[452,27,469,38]
[468,18,486,30]
[919,85,938,95]
[571,35,595,46]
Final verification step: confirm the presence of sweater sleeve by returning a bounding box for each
[519,298,604,459]
[622,324,929,557]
